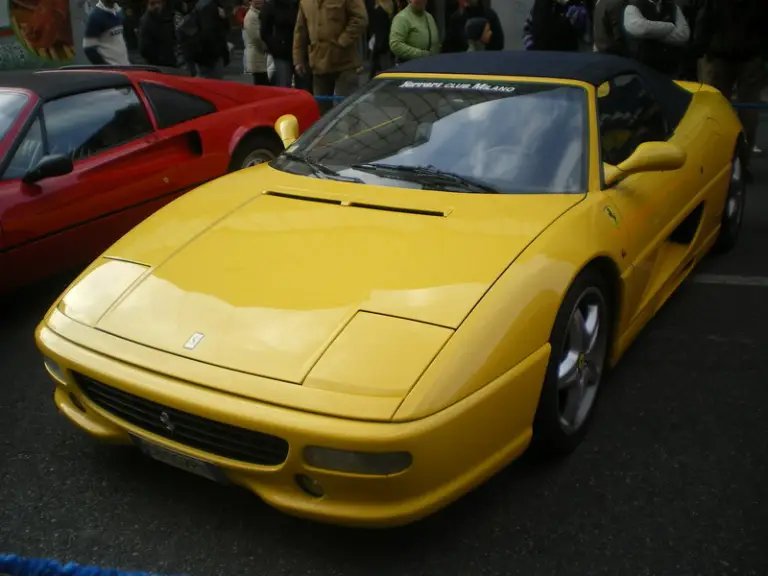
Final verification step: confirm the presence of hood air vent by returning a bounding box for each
[264,191,342,206]
[263,191,447,217]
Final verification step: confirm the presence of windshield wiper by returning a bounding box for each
[350,163,500,194]
[282,152,362,183]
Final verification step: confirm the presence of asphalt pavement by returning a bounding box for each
[1,126,768,576]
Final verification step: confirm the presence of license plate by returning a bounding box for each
[136,438,223,483]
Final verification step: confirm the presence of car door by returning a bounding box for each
[0,89,38,292]
[137,80,228,193]
[0,86,176,289]
[597,73,696,328]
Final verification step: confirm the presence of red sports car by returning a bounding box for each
[0,66,320,293]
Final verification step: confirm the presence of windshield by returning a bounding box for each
[0,92,29,142]
[274,78,588,194]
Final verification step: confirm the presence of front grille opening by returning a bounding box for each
[73,373,289,466]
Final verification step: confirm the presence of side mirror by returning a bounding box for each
[22,154,74,185]
[275,114,299,149]
[604,141,686,187]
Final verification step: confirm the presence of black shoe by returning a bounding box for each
[744,168,754,184]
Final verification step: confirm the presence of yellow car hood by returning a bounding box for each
[92,172,582,386]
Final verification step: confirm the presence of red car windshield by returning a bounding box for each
[0,91,29,142]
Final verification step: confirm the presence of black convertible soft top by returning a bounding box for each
[397,50,652,86]
[0,70,133,102]
[395,50,693,128]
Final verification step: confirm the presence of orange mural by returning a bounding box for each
[9,0,75,60]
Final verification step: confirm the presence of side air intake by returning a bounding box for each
[263,191,447,217]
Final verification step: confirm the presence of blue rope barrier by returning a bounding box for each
[313,95,345,102]
[0,554,184,576]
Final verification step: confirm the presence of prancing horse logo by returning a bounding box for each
[604,205,620,227]
[184,332,205,350]
[159,411,175,433]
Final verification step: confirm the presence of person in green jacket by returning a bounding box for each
[389,0,440,62]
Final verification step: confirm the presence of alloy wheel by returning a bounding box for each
[726,156,746,233]
[242,148,276,169]
[556,287,609,434]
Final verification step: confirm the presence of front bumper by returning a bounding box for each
[38,320,549,527]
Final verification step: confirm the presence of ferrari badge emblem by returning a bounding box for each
[159,411,175,432]
[604,206,619,227]
[183,332,205,350]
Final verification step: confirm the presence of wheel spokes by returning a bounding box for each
[556,290,608,433]
[582,304,600,354]
[558,351,580,389]
[244,149,275,168]
[568,308,586,353]
[561,380,584,427]
[732,157,742,183]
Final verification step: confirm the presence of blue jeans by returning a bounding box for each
[273,58,294,88]
[273,58,312,92]
[242,30,247,73]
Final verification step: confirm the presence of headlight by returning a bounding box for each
[57,258,149,326]
[303,446,412,476]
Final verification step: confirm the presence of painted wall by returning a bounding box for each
[0,0,84,69]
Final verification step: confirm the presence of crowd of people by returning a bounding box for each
[82,0,765,159]
[80,0,506,111]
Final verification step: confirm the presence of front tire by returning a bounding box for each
[715,143,747,253]
[229,132,283,172]
[530,268,612,458]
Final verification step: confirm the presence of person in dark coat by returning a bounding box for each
[123,4,140,51]
[138,0,177,66]
[173,0,196,73]
[523,0,589,52]
[675,0,706,80]
[621,0,689,77]
[696,0,767,180]
[367,0,397,78]
[177,0,230,78]
[442,0,504,53]
[260,0,301,87]
[592,0,627,55]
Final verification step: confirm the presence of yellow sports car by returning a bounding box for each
[37,51,746,527]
